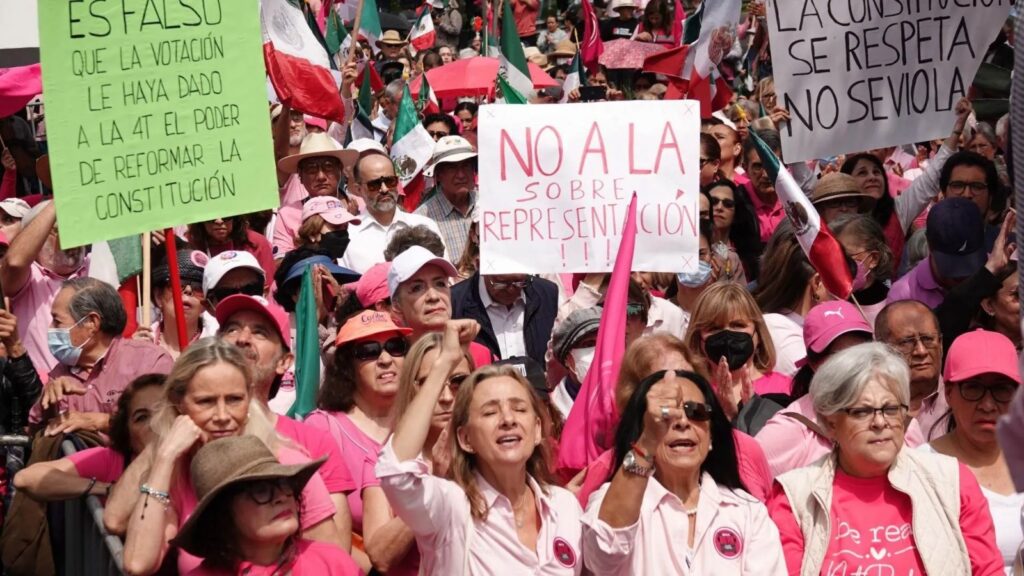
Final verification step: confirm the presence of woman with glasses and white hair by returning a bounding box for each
[767,342,1002,575]
[581,368,785,574]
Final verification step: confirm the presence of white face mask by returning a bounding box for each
[569,346,596,382]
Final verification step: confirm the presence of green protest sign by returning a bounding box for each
[39,0,278,248]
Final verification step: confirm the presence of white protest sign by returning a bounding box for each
[477,101,701,274]
[765,0,1011,163]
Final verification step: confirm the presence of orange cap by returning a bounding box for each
[335,310,412,347]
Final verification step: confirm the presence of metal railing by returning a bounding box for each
[56,440,125,576]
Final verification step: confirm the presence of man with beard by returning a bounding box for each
[0,201,91,377]
[340,153,444,274]
[272,103,306,190]
[215,294,357,555]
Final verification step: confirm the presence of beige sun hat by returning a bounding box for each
[376,29,408,48]
[277,132,358,174]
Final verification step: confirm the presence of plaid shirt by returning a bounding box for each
[415,188,477,262]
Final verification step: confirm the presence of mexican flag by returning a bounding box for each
[559,53,585,103]
[288,267,320,419]
[496,74,528,104]
[390,86,435,185]
[324,4,349,64]
[346,63,377,143]
[498,0,532,97]
[409,6,436,56]
[358,0,384,55]
[748,130,853,299]
[417,73,440,115]
[262,0,345,122]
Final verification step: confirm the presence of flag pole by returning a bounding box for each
[347,0,367,67]
[848,292,870,324]
[141,232,152,327]
[163,229,189,351]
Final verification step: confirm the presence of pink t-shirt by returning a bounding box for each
[67,446,125,483]
[186,539,361,576]
[768,462,1003,576]
[272,200,304,260]
[11,261,90,380]
[172,444,336,574]
[275,416,357,494]
[753,371,793,396]
[303,410,381,534]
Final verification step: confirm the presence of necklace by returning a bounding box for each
[512,489,531,529]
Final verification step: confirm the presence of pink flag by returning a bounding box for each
[0,64,41,119]
[557,193,638,478]
[579,0,604,74]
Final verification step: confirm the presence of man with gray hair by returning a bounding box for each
[29,277,172,436]
[372,79,405,135]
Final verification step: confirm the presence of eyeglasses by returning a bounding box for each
[889,333,940,354]
[681,401,713,421]
[299,159,342,176]
[947,181,988,194]
[840,404,908,422]
[489,277,532,290]
[362,175,399,193]
[699,157,712,168]
[353,336,409,361]
[428,130,450,140]
[821,197,862,210]
[209,281,263,303]
[957,380,1018,403]
[710,197,735,209]
[181,282,204,297]
[245,479,295,505]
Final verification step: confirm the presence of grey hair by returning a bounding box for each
[62,277,127,335]
[970,122,998,147]
[810,342,909,422]
[905,227,929,271]
[384,79,406,103]
[996,114,1009,141]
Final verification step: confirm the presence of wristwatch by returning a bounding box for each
[623,449,654,478]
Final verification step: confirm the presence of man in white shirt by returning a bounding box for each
[341,153,445,273]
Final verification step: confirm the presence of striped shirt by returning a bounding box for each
[415,188,476,262]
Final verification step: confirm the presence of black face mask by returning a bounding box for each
[703,330,755,371]
[319,230,350,260]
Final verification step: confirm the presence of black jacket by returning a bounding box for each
[450,273,559,366]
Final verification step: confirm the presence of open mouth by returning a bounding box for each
[496,434,523,448]
[667,438,698,452]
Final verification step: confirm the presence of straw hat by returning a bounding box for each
[424,136,477,177]
[810,173,871,207]
[608,0,638,15]
[171,436,326,559]
[375,30,408,48]
[549,39,577,59]
[277,132,358,174]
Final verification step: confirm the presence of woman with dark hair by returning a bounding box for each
[829,214,894,325]
[377,320,583,574]
[187,216,275,292]
[305,311,411,542]
[634,0,674,46]
[14,373,164,501]
[582,369,785,574]
[840,98,972,265]
[703,178,761,282]
[171,435,359,575]
[134,249,216,359]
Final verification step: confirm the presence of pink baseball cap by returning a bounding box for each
[345,262,391,308]
[301,196,361,227]
[215,295,292,351]
[304,115,328,131]
[801,301,873,356]
[944,329,1021,385]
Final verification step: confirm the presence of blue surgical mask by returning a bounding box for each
[677,261,713,288]
[48,316,91,367]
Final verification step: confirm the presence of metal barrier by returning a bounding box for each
[57,440,125,576]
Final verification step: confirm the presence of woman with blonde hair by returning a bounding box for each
[376,320,583,574]
[115,338,339,576]
[361,332,475,575]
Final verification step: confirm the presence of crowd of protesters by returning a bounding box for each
[1,0,1023,574]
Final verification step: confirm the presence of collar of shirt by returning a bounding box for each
[913,258,941,292]
[475,471,556,524]
[352,208,413,233]
[743,182,782,215]
[478,275,526,310]
[432,188,478,219]
[642,471,752,518]
[68,336,117,381]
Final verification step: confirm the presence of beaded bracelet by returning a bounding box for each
[139,484,171,519]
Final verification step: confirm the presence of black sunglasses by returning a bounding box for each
[710,197,735,209]
[209,281,263,302]
[681,401,714,422]
[363,175,399,193]
[244,478,296,505]
[353,336,409,361]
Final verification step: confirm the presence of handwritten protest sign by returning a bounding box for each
[765,0,1011,163]
[477,101,700,274]
[39,0,278,248]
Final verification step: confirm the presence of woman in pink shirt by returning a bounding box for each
[767,342,1003,575]
[377,320,584,574]
[684,282,793,418]
[117,339,339,576]
[361,331,476,575]
[582,369,786,574]
[171,435,359,576]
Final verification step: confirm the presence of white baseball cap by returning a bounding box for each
[345,138,388,156]
[0,198,30,219]
[203,250,265,294]
[387,246,458,298]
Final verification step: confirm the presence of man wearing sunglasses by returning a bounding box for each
[416,136,479,261]
[214,294,357,553]
[341,153,445,274]
[202,250,267,312]
[450,271,558,366]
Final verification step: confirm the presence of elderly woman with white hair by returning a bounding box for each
[767,342,1003,575]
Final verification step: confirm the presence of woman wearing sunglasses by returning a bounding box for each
[582,369,785,574]
[305,310,411,543]
[702,179,761,282]
[767,343,1002,575]
[134,249,217,359]
[920,330,1023,573]
[361,331,476,574]
[187,215,275,294]
[171,435,360,575]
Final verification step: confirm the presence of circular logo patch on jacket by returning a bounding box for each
[713,527,743,559]
[552,537,577,567]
